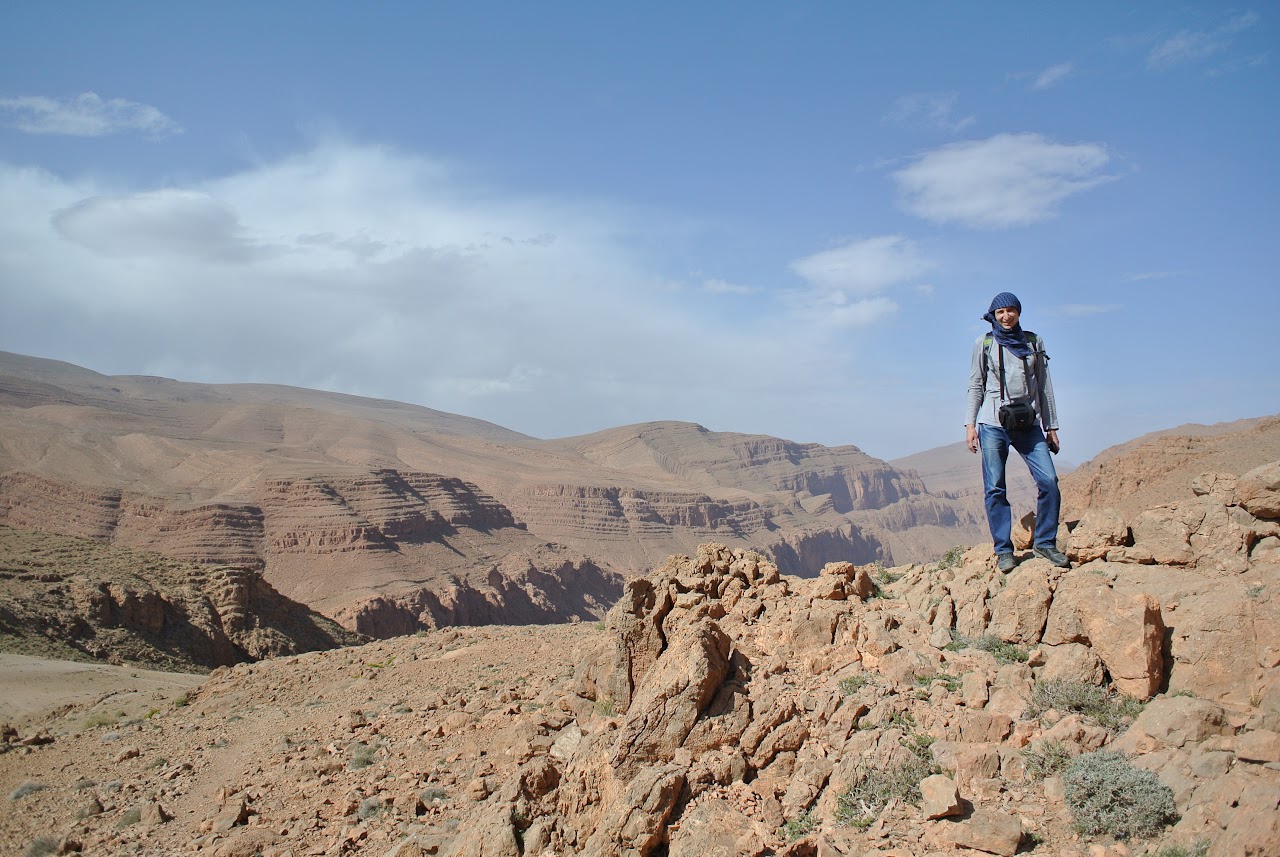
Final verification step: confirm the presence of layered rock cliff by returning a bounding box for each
[0,525,364,672]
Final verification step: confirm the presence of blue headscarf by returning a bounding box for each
[982,292,1032,358]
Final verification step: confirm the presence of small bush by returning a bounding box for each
[944,634,1028,664]
[594,695,616,716]
[915,672,961,693]
[348,741,378,770]
[1156,841,1210,857]
[9,781,47,801]
[1022,740,1073,781]
[420,787,448,803]
[839,675,872,695]
[937,545,966,570]
[173,692,191,708]
[84,710,123,729]
[23,837,60,857]
[882,710,916,731]
[1028,680,1144,730]
[357,796,385,819]
[1065,750,1177,839]
[779,811,818,841]
[116,807,142,828]
[836,740,939,829]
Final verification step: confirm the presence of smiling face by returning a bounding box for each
[994,306,1020,329]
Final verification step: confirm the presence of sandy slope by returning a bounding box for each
[0,654,203,726]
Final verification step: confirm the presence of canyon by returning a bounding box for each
[0,350,1028,636]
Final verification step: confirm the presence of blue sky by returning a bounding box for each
[1,2,1276,462]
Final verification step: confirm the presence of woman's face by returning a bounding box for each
[994,306,1020,329]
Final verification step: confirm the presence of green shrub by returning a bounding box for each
[1028,680,1145,730]
[594,695,616,716]
[915,672,961,693]
[23,837,60,857]
[1022,740,1073,781]
[779,811,818,841]
[84,710,124,728]
[936,545,966,570]
[116,807,142,828]
[1065,751,1177,839]
[944,634,1028,664]
[1156,841,1210,857]
[835,739,939,829]
[839,675,872,695]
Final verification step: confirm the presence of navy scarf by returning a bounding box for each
[983,311,1033,359]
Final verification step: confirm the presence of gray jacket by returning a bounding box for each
[965,332,1059,431]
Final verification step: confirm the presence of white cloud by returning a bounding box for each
[1147,12,1260,70]
[1122,270,1187,283]
[786,235,931,329]
[0,92,181,137]
[0,143,847,441]
[790,235,931,295]
[884,92,975,133]
[892,133,1116,228]
[1032,62,1074,90]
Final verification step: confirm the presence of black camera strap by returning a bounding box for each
[995,340,1032,405]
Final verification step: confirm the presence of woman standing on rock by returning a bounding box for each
[965,292,1070,572]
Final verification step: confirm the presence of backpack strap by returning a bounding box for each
[985,332,1039,404]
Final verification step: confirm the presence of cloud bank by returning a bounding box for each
[1,142,906,442]
[0,92,182,138]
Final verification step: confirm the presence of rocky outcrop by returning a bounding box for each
[430,458,1280,856]
[0,525,364,671]
[1061,415,1280,520]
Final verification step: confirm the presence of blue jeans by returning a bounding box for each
[978,423,1060,555]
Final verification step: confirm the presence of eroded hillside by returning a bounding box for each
[0,351,992,633]
[2,458,1278,856]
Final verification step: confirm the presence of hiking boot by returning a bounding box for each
[996,552,1018,573]
[1033,545,1070,568]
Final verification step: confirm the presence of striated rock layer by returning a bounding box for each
[0,351,996,630]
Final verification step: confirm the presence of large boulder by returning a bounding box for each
[1237,461,1280,519]
[610,618,732,780]
[1066,508,1131,563]
[1043,575,1165,699]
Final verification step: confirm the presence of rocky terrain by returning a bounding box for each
[2,456,1277,856]
[0,351,999,633]
[1060,416,1280,521]
[0,525,365,672]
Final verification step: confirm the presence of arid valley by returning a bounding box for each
[2,351,1278,857]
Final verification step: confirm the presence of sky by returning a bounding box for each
[1,2,1277,462]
